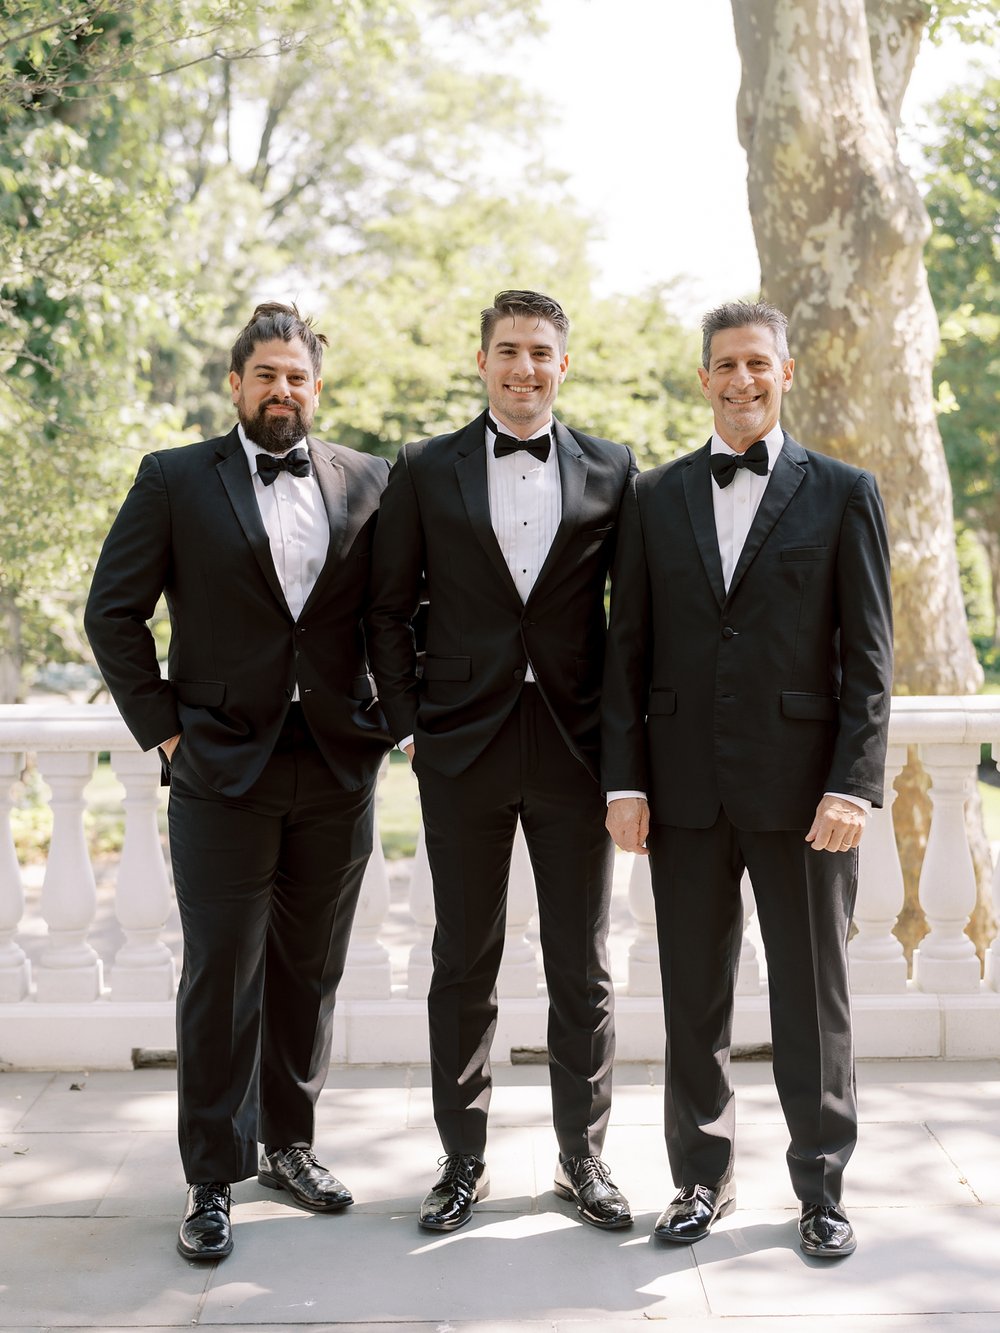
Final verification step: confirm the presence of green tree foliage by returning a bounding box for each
[0,0,705,696]
[923,71,1000,642]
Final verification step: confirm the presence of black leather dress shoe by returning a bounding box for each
[653,1181,736,1243]
[419,1154,489,1231]
[258,1147,353,1212]
[553,1156,633,1229]
[177,1182,233,1260]
[799,1203,856,1257]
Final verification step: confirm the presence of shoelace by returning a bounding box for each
[437,1153,480,1183]
[569,1156,613,1186]
[191,1182,230,1212]
[279,1146,319,1176]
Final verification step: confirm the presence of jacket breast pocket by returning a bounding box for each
[171,679,226,707]
[780,691,838,721]
[647,688,677,716]
[780,547,827,562]
[422,656,472,682]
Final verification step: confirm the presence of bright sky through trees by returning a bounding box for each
[490,0,981,315]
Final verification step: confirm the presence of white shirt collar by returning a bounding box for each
[237,423,308,476]
[710,422,784,470]
[487,414,554,444]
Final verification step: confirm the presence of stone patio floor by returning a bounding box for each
[1,1057,998,1331]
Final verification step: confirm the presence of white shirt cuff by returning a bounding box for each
[825,791,871,816]
[607,790,646,805]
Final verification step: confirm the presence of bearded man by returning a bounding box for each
[86,302,392,1260]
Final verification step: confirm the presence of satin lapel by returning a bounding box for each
[215,428,288,611]
[725,437,807,603]
[531,421,585,595]
[454,413,522,603]
[300,439,348,614]
[682,443,727,609]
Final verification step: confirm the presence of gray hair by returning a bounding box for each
[701,300,790,369]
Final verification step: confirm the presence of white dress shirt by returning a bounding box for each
[608,422,868,817]
[239,425,329,699]
[485,414,562,648]
[711,423,785,592]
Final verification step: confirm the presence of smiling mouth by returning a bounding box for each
[724,394,763,406]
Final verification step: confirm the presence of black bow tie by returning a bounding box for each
[710,440,769,488]
[256,450,311,485]
[492,429,551,463]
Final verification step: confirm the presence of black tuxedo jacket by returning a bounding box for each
[601,433,893,830]
[367,411,637,780]
[85,427,392,797]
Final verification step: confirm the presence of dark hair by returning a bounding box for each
[229,302,328,378]
[481,289,570,354]
[701,299,790,369]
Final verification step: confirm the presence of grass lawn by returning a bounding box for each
[978,777,1000,843]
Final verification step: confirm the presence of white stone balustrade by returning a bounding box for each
[0,698,998,1068]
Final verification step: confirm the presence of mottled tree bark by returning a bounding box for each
[731,0,993,957]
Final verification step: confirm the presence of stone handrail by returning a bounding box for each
[1,699,998,1067]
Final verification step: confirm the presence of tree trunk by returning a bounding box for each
[730,0,993,957]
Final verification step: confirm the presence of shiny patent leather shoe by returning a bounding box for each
[653,1180,736,1243]
[419,1154,489,1231]
[177,1182,233,1260]
[553,1155,633,1229]
[799,1202,856,1257]
[258,1146,353,1212]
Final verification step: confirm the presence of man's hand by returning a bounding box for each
[805,794,866,853]
[606,797,650,855]
[159,733,181,763]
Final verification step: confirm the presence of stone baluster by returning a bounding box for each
[850,743,908,992]
[736,871,761,995]
[0,751,31,1001]
[912,741,982,993]
[33,751,104,1001]
[985,747,1000,991]
[497,819,540,997]
[625,852,660,995]
[107,750,176,1001]
[406,821,436,1000]
[986,847,1000,992]
[340,797,393,999]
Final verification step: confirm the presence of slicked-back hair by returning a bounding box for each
[229,301,329,379]
[701,300,790,369]
[481,289,570,354]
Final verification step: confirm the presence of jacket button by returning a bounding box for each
[513,667,525,680]
[722,626,738,639]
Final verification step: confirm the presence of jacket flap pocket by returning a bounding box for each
[351,673,377,701]
[423,655,472,682]
[780,546,827,562]
[647,688,677,716]
[781,691,837,720]
[172,679,226,707]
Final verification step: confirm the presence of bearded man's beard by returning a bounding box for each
[238,397,312,454]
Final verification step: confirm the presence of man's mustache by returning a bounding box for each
[259,397,301,414]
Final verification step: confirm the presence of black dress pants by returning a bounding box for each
[648,811,858,1206]
[415,685,616,1161]
[168,707,376,1183]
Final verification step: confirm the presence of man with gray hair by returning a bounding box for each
[602,299,893,1258]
